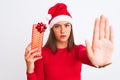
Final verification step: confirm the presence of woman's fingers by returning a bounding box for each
[25,47,37,58]
[33,56,42,61]
[109,26,114,44]
[29,51,41,59]
[85,40,93,56]
[99,15,112,40]
[25,43,31,56]
[93,15,111,42]
[99,15,105,40]
[105,17,109,39]
[92,18,99,46]
[25,43,42,62]
[25,50,42,63]
[99,15,113,43]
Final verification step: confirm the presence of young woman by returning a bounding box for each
[24,3,114,80]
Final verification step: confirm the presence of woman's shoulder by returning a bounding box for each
[42,47,51,52]
[72,44,86,52]
[73,44,86,49]
[41,47,52,57]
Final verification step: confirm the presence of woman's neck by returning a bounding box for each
[56,41,68,49]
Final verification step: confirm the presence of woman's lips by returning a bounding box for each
[60,35,66,38]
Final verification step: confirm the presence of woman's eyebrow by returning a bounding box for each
[65,22,71,25]
[54,24,60,26]
[54,22,71,26]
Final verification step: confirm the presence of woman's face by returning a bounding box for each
[53,21,72,43]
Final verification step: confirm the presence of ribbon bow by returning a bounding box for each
[36,22,47,33]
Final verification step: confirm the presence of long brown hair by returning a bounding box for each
[44,26,75,54]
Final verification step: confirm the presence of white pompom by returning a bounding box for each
[46,14,52,21]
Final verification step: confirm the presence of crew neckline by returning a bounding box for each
[57,47,67,51]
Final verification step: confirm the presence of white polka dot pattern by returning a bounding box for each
[31,24,44,51]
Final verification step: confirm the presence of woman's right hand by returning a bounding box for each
[24,43,42,73]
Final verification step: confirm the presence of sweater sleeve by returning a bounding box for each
[26,72,37,80]
[76,45,94,66]
[26,58,44,80]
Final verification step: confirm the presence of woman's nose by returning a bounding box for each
[61,26,65,33]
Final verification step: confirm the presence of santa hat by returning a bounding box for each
[46,3,72,28]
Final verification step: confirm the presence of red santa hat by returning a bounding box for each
[46,3,72,28]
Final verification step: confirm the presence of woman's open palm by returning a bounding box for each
[85,15,114,68]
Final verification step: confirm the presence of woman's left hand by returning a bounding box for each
[85,15,114,68]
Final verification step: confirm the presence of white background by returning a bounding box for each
[0,0,120,80]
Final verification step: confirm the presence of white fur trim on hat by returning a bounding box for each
[46,14,52,21]
[49,15,72,28]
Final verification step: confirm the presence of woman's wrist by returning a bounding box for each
[95,62,112,68]
[27,68,34,73]
[26,64,34,73]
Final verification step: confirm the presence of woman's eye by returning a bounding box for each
[54,25,60,28]
[65,24,71,27]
